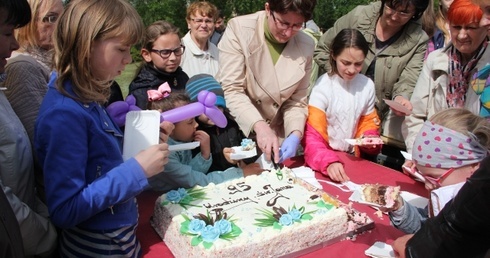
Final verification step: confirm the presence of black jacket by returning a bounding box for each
[128,64,188,109]
[193,111,256,172]
[406,156,490,258]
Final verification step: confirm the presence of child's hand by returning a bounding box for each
[195,130,211,159]
[135,143,170,178]
[241,162,264,177]
[159,121,174,143]
[326,162,350,182]
[223,147,238,165]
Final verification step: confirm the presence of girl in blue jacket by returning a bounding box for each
[34,0,172,256]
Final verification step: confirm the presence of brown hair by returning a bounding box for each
[267,0,317,21]
[142,20,180,52]
[186,1,218,22]
[147,92,190,112]
[53,0,144,103]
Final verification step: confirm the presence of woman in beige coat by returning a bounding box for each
[217,0,316,163]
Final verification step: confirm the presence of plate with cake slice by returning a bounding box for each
[345,137,384,146]
[349,183,401,209]
[230,138,257,160]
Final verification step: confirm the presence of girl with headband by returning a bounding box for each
[383,108,490,234]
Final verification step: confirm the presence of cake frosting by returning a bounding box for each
[151,168,372,257]
[240,138,256,151]
[356,137,384,145]
[361,184,401,208]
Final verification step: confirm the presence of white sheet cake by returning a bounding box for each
[151,168,371,258]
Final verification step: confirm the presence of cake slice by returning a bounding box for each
[361,184,400,208]
[356,137,384,145]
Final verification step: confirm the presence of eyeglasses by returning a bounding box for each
[384,4,414,18]
[270,12,304,32]
[41,15,58,24]
[190,18,214,25]
[150,45,185,59]
[423,168,455,187]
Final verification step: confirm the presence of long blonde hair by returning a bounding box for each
[15,0,60,51]
[53,0,144,103]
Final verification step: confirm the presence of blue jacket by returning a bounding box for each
[148,137,244,192]
[35,73,148,230]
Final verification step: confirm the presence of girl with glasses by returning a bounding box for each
[129,20,189,109]
[384,108,490,234]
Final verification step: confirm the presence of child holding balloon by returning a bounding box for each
[146,90,264,192]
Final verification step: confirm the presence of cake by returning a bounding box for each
[151,168,373,258]
[240,138,256,151]
[356,137,384,145]
[361,184,401,208]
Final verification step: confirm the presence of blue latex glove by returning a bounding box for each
[279,134,300,163]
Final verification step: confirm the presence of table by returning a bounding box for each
[136,151,428,257]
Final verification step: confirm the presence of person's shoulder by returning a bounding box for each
[404,20,430,43]
[227,11,263,29]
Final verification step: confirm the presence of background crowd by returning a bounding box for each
[1,0,489,257]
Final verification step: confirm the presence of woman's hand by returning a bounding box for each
[392,234,414,258]
[135,143,170,178]
[195,130,211,159]
[253,121,280,163]
[223,147,238,165]
[392,96,413,116]
[326,162,350,182]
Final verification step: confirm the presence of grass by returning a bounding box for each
[114,62,140,98]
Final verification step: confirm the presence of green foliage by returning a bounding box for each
[313,0,374,32]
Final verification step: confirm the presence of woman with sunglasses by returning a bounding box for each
[129,20,189,109]
[383,108,490,234]
[314,0,429,157]
[217,0,317,164]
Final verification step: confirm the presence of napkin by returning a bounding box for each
[365,241,395,258]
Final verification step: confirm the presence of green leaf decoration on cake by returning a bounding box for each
[317,199,334,210]
[161,187,206,209]
[179,210,242,249]
[254,205,314,229]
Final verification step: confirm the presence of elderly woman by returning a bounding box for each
[314,0,429,151]
[181,1,219,77]
[402,0,489,156]
[217,0,317,163]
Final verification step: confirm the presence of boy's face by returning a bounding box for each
[0,11,20,73]
[171,117,198,142]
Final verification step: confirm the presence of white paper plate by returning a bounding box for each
[400,150,412,160]
[349,190,428,210]
[384,99,412,115]
[230,146,257,160]
[365,241,395,258]
[345,139,359,145]
[348,189,382,208]
[123,110,161,161]
[168,141,200,151]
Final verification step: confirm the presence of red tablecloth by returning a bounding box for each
[136,152,428,257]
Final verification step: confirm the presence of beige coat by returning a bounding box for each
[217,11,313,138]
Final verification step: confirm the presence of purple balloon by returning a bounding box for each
[106,90,227,128]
